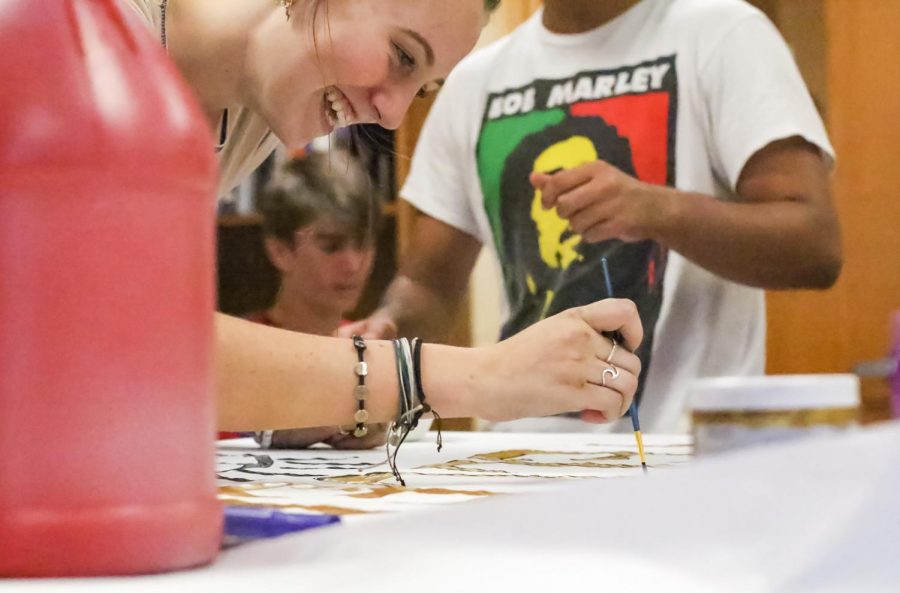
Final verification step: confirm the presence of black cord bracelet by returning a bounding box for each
[411,338,429,416]
[412,338,442,452]
[384,338,445,486]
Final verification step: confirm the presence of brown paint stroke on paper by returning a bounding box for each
[218,483,314,496]
[348,486,497,499]
[423,466,637,477]
[470,449,633,463]
[326,472,395,484]
[420,449,639,473]
[219,495,373,516]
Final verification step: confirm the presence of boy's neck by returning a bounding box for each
[267,299,341,337]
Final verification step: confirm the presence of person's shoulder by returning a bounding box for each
[435,40,507,111]
[445,38,511,85]
[655,0,774,61]
[444,14,539,86]
[663,0,765,30]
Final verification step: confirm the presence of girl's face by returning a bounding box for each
[243,0,484,150]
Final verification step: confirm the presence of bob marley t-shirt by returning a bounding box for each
[481,57,675,386]
[402,0,833,433]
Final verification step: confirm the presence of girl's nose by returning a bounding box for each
[370,82,422,130]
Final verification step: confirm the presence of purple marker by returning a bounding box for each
[222,506,340,548]
[891,312,900,418]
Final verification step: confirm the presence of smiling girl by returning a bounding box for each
[122,0,490,192]
[117,0,643,436]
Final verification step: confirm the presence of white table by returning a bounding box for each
[7,426,900,592]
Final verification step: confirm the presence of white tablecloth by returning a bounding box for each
[7,426,900,592]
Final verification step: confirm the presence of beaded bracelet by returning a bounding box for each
[350,335,370,438]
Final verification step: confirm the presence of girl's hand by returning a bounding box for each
[473,298,642,423]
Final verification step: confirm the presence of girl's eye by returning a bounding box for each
[394,42,416,71]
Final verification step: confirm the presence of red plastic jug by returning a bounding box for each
[0,0,221,576]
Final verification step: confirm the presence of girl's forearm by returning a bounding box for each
[214,313,482,431]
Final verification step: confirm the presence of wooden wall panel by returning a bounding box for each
[824,1,900,359]
[758,0,845,376]
[765,1,900,420]
[825,0,900,418]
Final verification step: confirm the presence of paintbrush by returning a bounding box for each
[600,257,648,475]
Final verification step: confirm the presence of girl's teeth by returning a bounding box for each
[325,87,352,128]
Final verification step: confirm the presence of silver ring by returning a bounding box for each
[601,365,620,387]
[605,339,618,364]
[254,430,274,449]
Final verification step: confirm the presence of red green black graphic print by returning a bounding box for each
[475,56,677,402]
